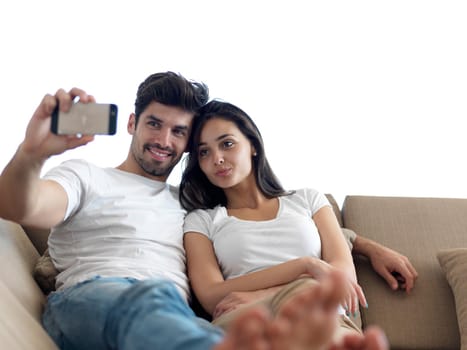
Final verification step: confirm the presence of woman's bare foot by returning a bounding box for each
[330,326,389,350]
[213,307,271,350]
[267,271,346,350]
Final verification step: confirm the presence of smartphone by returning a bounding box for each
[51,102,118,135]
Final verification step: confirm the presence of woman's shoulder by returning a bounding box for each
[286,188,324,200]
[185,205,225,223]
[283,188,330,212]
[184,205,226,234]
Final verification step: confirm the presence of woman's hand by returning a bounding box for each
[212,289,271,319]
[340,273,367,318]
[303,257,367,317]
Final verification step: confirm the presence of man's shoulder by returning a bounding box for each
[48,158,97,173]
[44,159,124,190]
[168,183,180,195]
[43,159,91,179]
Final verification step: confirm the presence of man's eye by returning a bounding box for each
[173,129,186,137]
[148,121,160,128]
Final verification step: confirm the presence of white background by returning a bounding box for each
[1,1,466,206]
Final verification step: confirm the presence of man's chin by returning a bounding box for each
[136,153,181,178]
[143,163,176,178]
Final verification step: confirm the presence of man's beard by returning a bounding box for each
[132,143,180,178]
[137,156,177,177]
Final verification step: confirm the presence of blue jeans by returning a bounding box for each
[42,277,224,350]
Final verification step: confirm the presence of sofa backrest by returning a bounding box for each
[325,193,343,227]
[22,224,50,256]
[343,195,467,350]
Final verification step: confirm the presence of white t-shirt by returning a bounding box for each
[183,188,329,280]
[44,159,189,300]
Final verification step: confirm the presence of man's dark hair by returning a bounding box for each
[134,72,209,125]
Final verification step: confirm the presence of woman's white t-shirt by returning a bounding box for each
[183,188,330,280]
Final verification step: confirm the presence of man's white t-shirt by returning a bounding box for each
[183,188,329,280]
[44,159,189,300]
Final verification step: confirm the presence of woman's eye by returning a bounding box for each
[223,141,234,148]
[199,149,208,158]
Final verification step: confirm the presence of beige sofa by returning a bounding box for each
[1,194,467,349]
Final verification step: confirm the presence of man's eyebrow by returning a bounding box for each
[198,134,234,146]
[146,115,189,131]
[146,115,162,123]
[174,125,189,131]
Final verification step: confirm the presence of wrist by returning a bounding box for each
[301,256,319,276]
[17,143,48,167]
[353,235,377,257]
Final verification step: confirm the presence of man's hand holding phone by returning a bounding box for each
[21,88,102,161]
[51,101,117,136]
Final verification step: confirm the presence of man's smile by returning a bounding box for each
[145,145,173,161]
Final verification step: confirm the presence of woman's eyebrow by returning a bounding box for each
[198,134,234,147]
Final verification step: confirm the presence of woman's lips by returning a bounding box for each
[215,168,232,177]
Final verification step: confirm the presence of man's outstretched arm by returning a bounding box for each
[0,88,95,228]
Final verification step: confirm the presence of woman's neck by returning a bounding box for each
[224,174,264,209]
[226,187,266,210]
[225,186,279,221]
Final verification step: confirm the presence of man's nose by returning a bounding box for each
[156,128,171,147]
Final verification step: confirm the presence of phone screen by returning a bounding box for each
[51,103,118,135]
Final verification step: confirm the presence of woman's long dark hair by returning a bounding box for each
[179,100,291,212]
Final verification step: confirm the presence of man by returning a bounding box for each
[0,72,413,349]
[1,73,226,349]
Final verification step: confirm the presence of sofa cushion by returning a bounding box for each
[343,195,467,350]
[33,249,59,295]
[438,248,467,350]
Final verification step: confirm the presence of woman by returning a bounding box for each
[180,100,368,344]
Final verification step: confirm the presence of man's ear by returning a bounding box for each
[128,113,137,135]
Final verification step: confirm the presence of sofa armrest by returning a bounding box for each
[0,218,46,321]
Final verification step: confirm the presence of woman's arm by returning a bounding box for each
[313,206,356,280]
[184,232,328,316]
[212,286,283,319]
[313,206,366,313]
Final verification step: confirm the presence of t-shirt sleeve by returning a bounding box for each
[301,188,331,216]
[183,209,212,239]
[42,160,89,221]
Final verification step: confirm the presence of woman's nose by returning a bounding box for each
[214,152,224,165]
